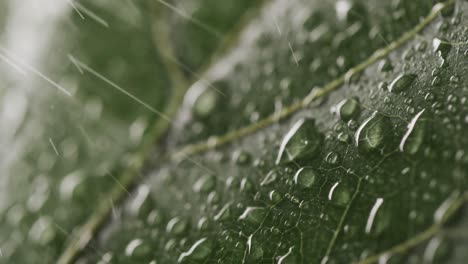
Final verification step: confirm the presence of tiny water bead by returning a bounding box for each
[276,118,323,164]
[293,167,318,189]
[388,73,417,93]
[355,112,391,152]
[178,238,214,262]
[336,97,360,121]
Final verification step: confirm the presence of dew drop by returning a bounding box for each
[193,88,220,118]
[125,238,150,258]
[269,190,282,203]
[127,186,152,219]
[59,170,83,201]
[365,198,384,234]
[399,109,426,154]
[166,217,189,235]
[238,207,266,224]
[277,246,295,264]
[276,118,322,164]
[214,203,231,221]
[178,238,213,262]
[261,170,279,186]
[336,97,360,121]
[29,216,56,245]
[240,177,255,192]
[325,152,340,165]
[378,58,393,72]
[197,217,208,230]
[423,237,452,264]
[293,167,317,189]
[432,38,451,59]
[355,112,391,152]
[337,132,350,143]
[193,174,216,193]
[328,182,352,206]
[388,73,417,93]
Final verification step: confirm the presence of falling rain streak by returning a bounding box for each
[67,55,171,121]
[0,47,72,96]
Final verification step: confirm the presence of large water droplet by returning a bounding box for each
[59,170,83,201]
[325,152,340,165]
[433,38,451,59]
[178,238,214,262]
[378,58,393,72]
[127,184,153,219]
[214,203,231,221]
[355,112,391,152]
[388,74,417,93]
[336,97,360,121]
[125,238,151,258]
[423,237,452,263]
[277,246,295,264]
[365,198,384,234]
[293,167,317,189]
[399,109,426,154]
[239,207,266,224]
[193,88,220,118]
[276,119,322,164]
[269,190,282,203]
[166,217,189,235]
[328,182,352,206]
[261,170,279,186]
[193,174,216,193]
[29,216,56,245]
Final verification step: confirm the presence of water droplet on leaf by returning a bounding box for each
[355,112,391,152]
[400,109,426,154]
[293,167,317,189]
[388,74,417,93]
[193,174,216,193]
[178,238,213,262]
[166,217,189,235]
[276,119,322,164]
[239,207,266,224]
[433,38,451,59]
[336,97,360,121]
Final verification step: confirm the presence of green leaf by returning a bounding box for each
[0,0,256,263]
[2,0,468,264]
